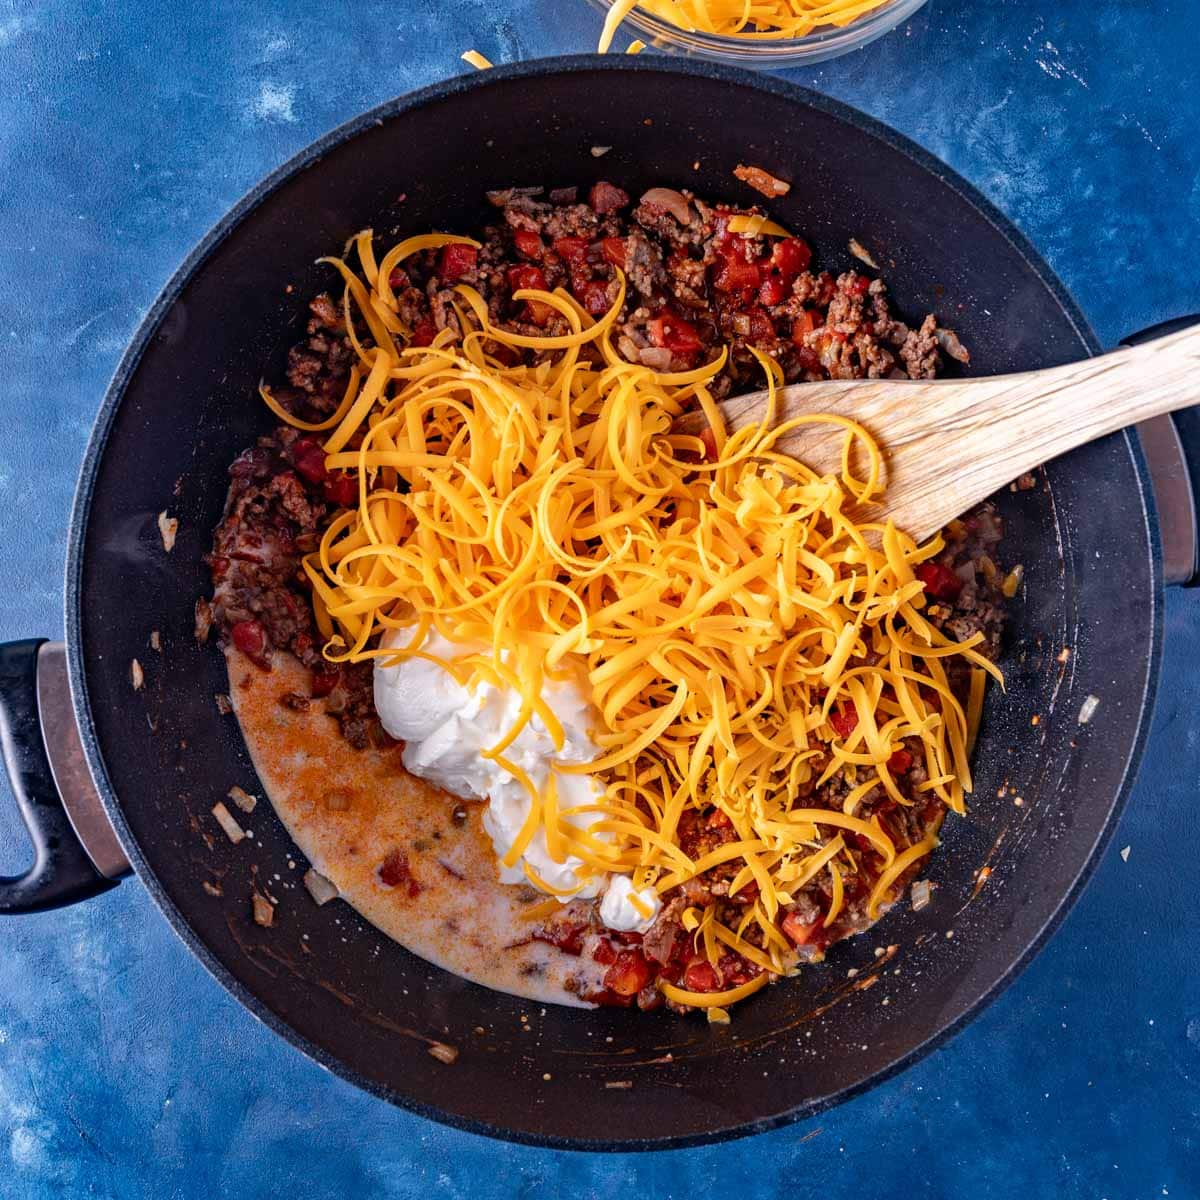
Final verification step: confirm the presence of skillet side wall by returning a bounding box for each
[68,60,1158,1147]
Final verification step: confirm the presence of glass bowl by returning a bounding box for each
[585,0,929,68]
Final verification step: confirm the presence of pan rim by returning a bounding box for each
[62,53,1163,1151]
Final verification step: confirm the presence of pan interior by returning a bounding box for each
[70,60,1157,1147]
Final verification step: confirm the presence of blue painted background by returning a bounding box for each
[1,0,1198,1195]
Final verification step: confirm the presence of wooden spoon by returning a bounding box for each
[676,322,1200,542]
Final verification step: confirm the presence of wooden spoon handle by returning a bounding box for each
[684,322,1200,541]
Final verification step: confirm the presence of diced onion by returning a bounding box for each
[252,891,275,927]
[212,801,245,844]
[1078,694,1100,724]
[639,187,692,224]
[228,785,257,813]
[304,868,339,906]
[157,510,179,552]
[848,238,879,269]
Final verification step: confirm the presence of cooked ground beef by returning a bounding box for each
[204,414,382,749]
[383,182,963,396]
[205,180,1001,1013]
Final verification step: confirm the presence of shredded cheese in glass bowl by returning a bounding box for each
[589,0,929,67]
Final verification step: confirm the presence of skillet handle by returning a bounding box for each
[0,639,126,912]
[1123,316,1200,588]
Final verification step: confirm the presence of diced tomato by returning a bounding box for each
[589,181,630,214]
[759,273,788,307]
[507,265,553,326]
[592,939,617,966]
[600,237,627,268]
[311,669,340,698]
[388,267,408,290]
[705,808,732,829]
[683,961,721,992]
[552,236,589,265]
[577,279,612,316]
[378,849,420,896]
[437,243,478,282]
[532,919,588,957]
[770,237,812,278]
[647,313,703,354]
[887,748,913,773]
[322,472,357,507]
[712,256,761,295]
[781,912,818,947]
[290,437,327,484]
[231,620,265,659]
[604,950,653,997]
[847,273,871,295]
[513,230,544,260]
[830,707,858,738]
[791,309,823,345]
[507,264,547,293]
[614,931,644,945]
[410,318,437,347]
[916,561,964,601]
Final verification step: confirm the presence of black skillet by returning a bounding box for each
[1,57,1197,1149]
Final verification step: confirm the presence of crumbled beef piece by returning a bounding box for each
[623,228,665,299]
[900,314,944,380]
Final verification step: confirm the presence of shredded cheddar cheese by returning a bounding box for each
[264,228,1003,998]
[598,0,898,51]
[725,214,793,239]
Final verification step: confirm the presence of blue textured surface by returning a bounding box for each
[1,0,1198,1194]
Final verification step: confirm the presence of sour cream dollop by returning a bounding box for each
[373,629,662,930]
[599,873,662,935]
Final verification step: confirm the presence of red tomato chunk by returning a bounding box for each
[647,313,703,354]
[683,961,721,992]
[231,620,265,659]
[781,913,819,946]
[600,237,627,268]
[290,437,327,484]
[552,236,589,265]
[513,230,544,260]
[829,707,858,738]
[438,243,478,282]
[604,950,652,997]
[916,561,963,601]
